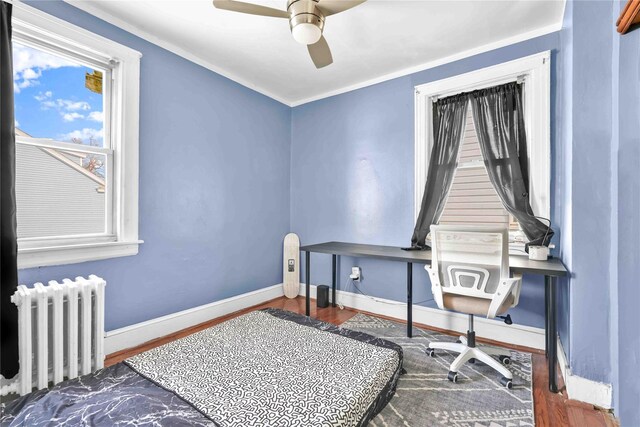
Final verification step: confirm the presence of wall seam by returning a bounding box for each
[609,0,620,413]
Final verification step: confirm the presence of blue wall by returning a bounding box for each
[566,0,614,385]
[18,1,292,331]
[615,0,640,424]
[291,33,563,330]
[560,6,640,424]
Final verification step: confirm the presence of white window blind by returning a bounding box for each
[439,106,511,227]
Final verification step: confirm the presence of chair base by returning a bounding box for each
[427,335,513,382]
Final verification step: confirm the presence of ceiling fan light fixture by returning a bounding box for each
[212,0,368,68]
[292,22,322,45]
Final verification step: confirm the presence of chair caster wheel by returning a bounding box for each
[500,376,513,389]
[499,355,511,365]
[426,348,436,357]
[455,339,461,343]
[447,371,459,383]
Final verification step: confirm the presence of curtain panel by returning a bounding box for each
[469,82,554,247]
[1,0,19,378]
[410,94,468,248]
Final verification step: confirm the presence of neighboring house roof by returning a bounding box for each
[16,128,105,188]
[15,128,107,238]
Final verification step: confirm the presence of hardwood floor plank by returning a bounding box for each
[105,296,616,426]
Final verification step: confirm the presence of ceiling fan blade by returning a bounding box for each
[316,0,366,16]
[212,0,289,18]
[307,36,333,69]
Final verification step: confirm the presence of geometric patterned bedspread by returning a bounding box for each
[125,309,403,427]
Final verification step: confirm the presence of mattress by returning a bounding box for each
[2,308,403,427]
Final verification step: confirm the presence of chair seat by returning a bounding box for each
[443,293,514,317]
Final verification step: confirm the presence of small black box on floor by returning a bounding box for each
[317,285,330,308]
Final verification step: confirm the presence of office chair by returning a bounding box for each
[424,225,522,389]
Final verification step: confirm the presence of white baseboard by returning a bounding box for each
[556,337,612,409]
[105,284,284,355]
[299,284,545,350]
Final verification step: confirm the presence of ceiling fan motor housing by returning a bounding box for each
[288,0,325,44]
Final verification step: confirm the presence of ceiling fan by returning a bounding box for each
[212,0,367,68]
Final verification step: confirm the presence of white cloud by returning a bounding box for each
[87,111,103,122]
[60,127,104,145]
[21,68,40,80]
[13,75,40,93]
[13,43,79,93]
[34,91,53,102]
[35,92,93,123]
[38,96,91,112]
[62,112,85,122]
[58,100,91,111]
[15,119,20,128]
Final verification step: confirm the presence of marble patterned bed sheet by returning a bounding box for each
[1,308,403,427]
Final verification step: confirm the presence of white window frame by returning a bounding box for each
[414,51,551,244]
[13,3,142,269]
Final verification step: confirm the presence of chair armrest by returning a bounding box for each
[487,274,522,319]
[511,273,523,306]
[425,266,444,310]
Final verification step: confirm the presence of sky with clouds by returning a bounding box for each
[13,42,104,147]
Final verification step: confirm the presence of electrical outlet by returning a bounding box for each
[350,266,361,281]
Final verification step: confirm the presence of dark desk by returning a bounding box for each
[300,241,568,392]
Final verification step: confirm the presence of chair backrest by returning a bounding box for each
[430,225,509,300]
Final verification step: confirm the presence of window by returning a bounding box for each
[414,52,551,248]
[13,4,142,268]
[15,41,110,240]
[438,107,512,228]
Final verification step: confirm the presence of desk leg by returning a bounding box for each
[332,254,337,308]
[407,262,413,338]
[546,275,558,393]
[545,277,550,357]
[305,251,310,317]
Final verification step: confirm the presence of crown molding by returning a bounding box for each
[290,22,561,106]
[63,0,562,107]
[62,0,291,106]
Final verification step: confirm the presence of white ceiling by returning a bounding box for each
[65,0,565,106]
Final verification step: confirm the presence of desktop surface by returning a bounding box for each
[300,241,568,277]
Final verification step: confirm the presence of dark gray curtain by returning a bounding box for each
[410,94,468,248]
[1,0,19,378]
[469,82,553,246]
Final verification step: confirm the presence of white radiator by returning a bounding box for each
[1,275,106,396]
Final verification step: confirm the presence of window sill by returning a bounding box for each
[18,240,143,269]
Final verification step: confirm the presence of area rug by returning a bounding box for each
[341,314,534,427]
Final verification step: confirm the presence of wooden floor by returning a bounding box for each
[106,296,617,427]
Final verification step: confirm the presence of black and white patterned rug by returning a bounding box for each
[341,314,534,427]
